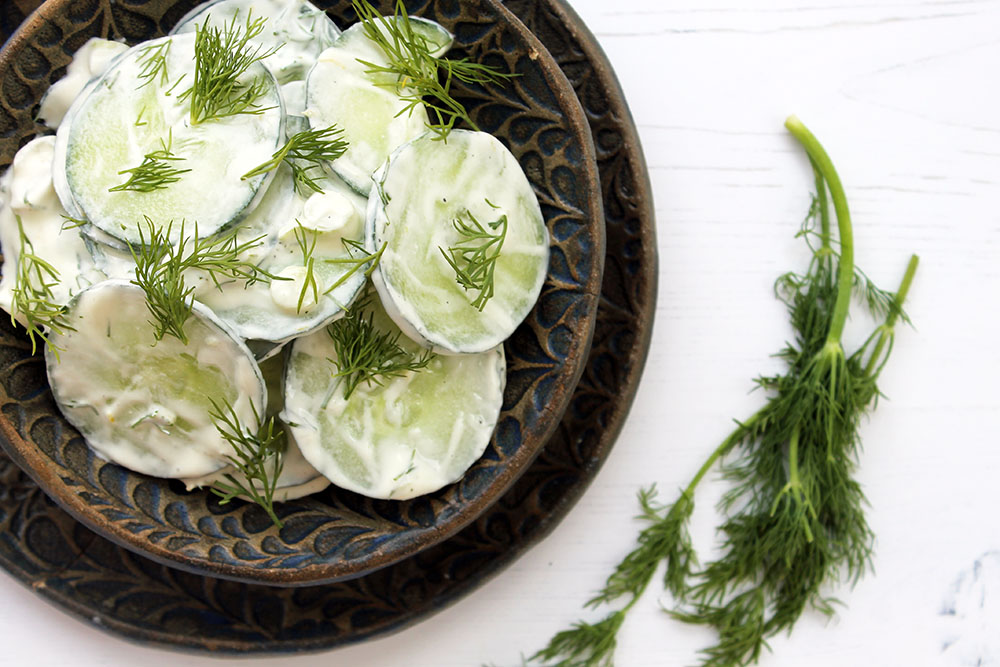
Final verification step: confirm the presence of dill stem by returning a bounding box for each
[785,115,854,346]
[684,409,765,500]
[863,253,920,376]
[812,162,832,252]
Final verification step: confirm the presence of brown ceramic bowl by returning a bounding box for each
[0,0,604,585]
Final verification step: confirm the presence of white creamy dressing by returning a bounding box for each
[0,136,104,322]
[371,130,549,353]
[195,167,368,340]
[45,281,265,478]
[38,39,130,128]
[181,352,328,499]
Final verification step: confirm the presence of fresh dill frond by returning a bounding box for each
[127,218,275,343]
[439,207,507,310]
[352,0,516,138]
[9,215,74,354]
[528,118,920,667]
[208,397,286,529]
[323,238,386,294]
[292,223,320,314]
[60,215,88,230]
[326,293,435,399]
[109,132,190,193]
[135,40,171,90]
[242,125,348,194]
[179,11,279,124]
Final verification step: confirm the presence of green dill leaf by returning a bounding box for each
[323,237,386,294]
[179,11,280,124]
[242,125,348,194]
[352,0,516,138]
[60,215,88,230]
[208,397,286,528]
[127,218,277,343]
[135,40,171,90]
[109,132,191,193]
[9,214,75,354]
[438,206,507,310]
[326,292,435,399]
[292,222,320,314]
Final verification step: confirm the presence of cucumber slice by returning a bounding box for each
[171,0,341,84]
[282,294,505,500]
[369,130,548,353]
[335,16,453,59]
[195,165,370,343]
[304,29,429,195]
[56,33,285,247]
[45,280,267,479]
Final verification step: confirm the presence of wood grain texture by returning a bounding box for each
[1,0,998,664]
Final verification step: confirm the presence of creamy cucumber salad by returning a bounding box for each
[0,0,548,520]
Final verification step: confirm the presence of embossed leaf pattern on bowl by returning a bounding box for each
[0,0,604,584]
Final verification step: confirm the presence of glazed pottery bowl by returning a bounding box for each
[0,0,604,585]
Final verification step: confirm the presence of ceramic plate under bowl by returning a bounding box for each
[0,0,604,586]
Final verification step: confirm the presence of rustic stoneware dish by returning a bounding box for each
[0,0,604,585]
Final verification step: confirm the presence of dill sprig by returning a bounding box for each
[208,397,286,529]
[179,12,279,124]
[326,293,435,399]
[323,237,386,294]
[352,0,515,138]
[109,132,190,193]
[9,215,74,354]
[529,117,920,667]
[439,205,507,310]
[242,125,349,194]
[292,223,320,314]
[60,215,87,230]
[128,218,276,344]
[135,40,171,90]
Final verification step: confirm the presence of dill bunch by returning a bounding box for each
[529,117,919,667]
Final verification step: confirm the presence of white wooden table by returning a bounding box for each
[2,0,998,664]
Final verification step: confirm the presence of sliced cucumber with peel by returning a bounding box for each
[171,0,341,84]
[369,130,549,354]
[304,28,429,194]
[56,33,284,247]
[45,280,267,479]
[282,295,505,500]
